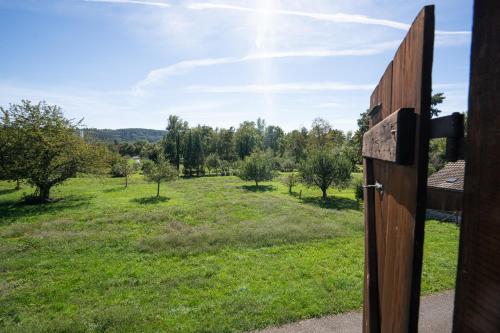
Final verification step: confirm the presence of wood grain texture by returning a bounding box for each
[364,61,393,333]
[429,113,464,139]
[453,1,500,331]
[363,158,380,333]
[363,6,434,333]
[362,108,416,164]
[426,188,463,212]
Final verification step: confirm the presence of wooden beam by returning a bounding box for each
[362,108,416,165]
[429,112,464,139]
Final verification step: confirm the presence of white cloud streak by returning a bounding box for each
[84,0,170,8]
[133,41,399,93]
[187,82,375,94]
[187,3,470,36]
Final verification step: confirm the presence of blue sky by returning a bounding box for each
[0,0,472,132]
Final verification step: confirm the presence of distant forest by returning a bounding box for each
[83,128,166,143]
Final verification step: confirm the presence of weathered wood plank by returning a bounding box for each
[364,61,393,333]
[363,158,380,333]
[362,108,416,164]
[384,6,434,333]
[453,1,500,331]
[429,112,464,139]
[430,112,465,161]
[362,5,434,333]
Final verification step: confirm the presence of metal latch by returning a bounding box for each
[364,181,384,194]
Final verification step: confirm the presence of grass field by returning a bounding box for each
[0,174,459,332]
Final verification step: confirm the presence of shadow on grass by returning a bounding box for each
[239,185,275,192]
[131,196,169,204]
[297,194,360,210]
[0,194,93,224]
[0,188,18,196]
[102,187,126,193]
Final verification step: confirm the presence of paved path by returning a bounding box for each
[256,291,454,333]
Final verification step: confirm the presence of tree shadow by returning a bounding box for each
[0,194,93,224]
[299,195,360,210]
[239,185,275,192]
[0,188,18,196]
[131,196,169,204]
[103,187,126,193]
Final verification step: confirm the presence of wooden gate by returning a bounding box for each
[362,6,434,333]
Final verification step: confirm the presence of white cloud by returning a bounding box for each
[187,82,375,94]
[187,3,470,36]
[84,0,170,8]
[133,41,399,93]
[133,57,238,94]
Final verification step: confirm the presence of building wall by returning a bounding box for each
[426,188,463,211]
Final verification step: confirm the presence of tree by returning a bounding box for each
[164,115,188,170]
[220,159,231,176]
[0,101,105,202]
[112,156,137,187]
[299,149,353,201]
[140,142,162,162]
[263,125,285,155]
[308,118,333,149]
[281,172,298,194]
[256,117,266,136]
[235,121,262,159]
[279,156,296,172]
[206,153,221,175]
[0,107,25,189]
[216,127,237,162]
[351,110,370,164]
[431,92,445,117]
[238,150,276,188]
[142,156,177,197]
[428,137,446,175]
[285,128,308,162]
[183,128,205,176]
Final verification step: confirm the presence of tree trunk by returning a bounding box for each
[288,185,292,194]
[157,182,160,197]
[125,174,128,188]
[15,179,20,190]
[322,188,327,201]
[38,185,51,203]
[176,136,180,170]
[255,180,259,188]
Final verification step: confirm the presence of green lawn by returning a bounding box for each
[0,175,459,332]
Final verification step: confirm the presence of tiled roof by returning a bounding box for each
[427,160,465,192]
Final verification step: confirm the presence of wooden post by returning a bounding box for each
[453,1,500,331]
